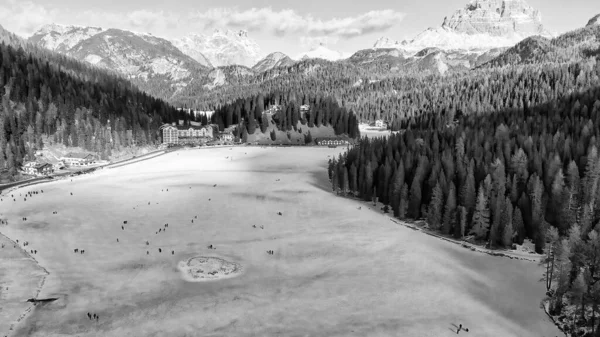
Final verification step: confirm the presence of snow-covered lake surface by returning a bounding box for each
[0,147,561,336]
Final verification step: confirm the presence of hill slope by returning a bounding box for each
[28,24,210,100]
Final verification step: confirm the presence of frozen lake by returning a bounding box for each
[1,147,561,336]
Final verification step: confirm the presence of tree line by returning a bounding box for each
[0,41,180,177]
[329,58,600,334]
[207,91,360,141]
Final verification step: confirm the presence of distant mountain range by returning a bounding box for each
[172,29,261,68]
[374,0,553,52]
[19,0,600,99]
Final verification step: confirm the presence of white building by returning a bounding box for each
[375,120,387,128]
[61,153,96,166]
[160,124,214,145]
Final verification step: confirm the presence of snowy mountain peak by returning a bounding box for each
[373,0,551,53]
[252,52,295,73]
[588,14,600,27]
[373,37,407,49]
[172,30,261,68]
[30,24,104,53]
[35,23,104,36]
[296,45,350,62]
[441,0,548,37]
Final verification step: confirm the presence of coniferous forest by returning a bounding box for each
[0,41,184,177]
[330,58,600,334]
[207,92,360,140]
[1,8,600,337]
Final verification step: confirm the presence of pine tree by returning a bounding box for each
[342,167,350,195]
[363,161,373,201]
[454,206,467,239]
[391,161,405,217]
[331,169,338,194]
[530,174,545,253]
[501,199,514,247]
[398,183,409,219]
[443,182,457,234]
[428,182,444,230]
[241,126,248,143]
[541,226,560,292]
[461,161,476,215]
[513,205,526,245]
[470,186,490,240]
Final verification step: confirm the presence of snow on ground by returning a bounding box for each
[1,147,562,337]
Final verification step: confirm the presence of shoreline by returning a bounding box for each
[0,147,173,335]
[339,193,543,263]
[338,193,565,336]
[0,232,50,337]
[0,148,173,198]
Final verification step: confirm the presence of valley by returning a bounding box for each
[0,147,562,337]
[0,0,599,335]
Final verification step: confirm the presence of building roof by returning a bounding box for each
[64,152,94,159]
[160,124,210,131]
[314,137,350,142]
[41,157,63,165]
[34,163,52,169]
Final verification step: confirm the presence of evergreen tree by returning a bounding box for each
[470,186,490,240]
[428,182,444,230]
[398,183,409,219]
[501,198,514,247]
[455,206,467,239]
[443,182,457,234]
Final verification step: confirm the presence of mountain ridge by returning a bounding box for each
[172,29,262,68]
[374,0,552,52]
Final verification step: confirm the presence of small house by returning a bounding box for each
[23,162,53,176]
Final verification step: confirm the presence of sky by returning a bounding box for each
[0,0,597,58]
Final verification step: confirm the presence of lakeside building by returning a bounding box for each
[160,124,214,145]
[23,162,54,176]
[61,153,97,166]
[314,138,351,146]
[375,119,388,128]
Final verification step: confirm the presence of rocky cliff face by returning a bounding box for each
[252,52,295,73]
[28,24,209,99]
[29,24,104,54]
[588,14,600,27]
[441,0,546,37]
[375,0,552,52]
[172,29,262,68]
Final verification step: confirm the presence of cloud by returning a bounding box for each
[299,36,340,49]
[0,2,404,42]
[0,0,58,37]
[191,7,405,39]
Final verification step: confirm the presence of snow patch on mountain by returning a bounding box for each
[252,52,295,72]
[374,0,553,53]
[30,24,104,53]
[296,45,350,61]
[373,37,407,49]
[172,29,261,68]
[84,54,103,64]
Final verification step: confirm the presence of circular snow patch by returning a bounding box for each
[178,256,242,282]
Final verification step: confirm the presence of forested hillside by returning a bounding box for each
[208,92,360,141]
[331,58,600,335]
[0,41,181,178]
[484,25,600,67]
[173,25,600,129]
